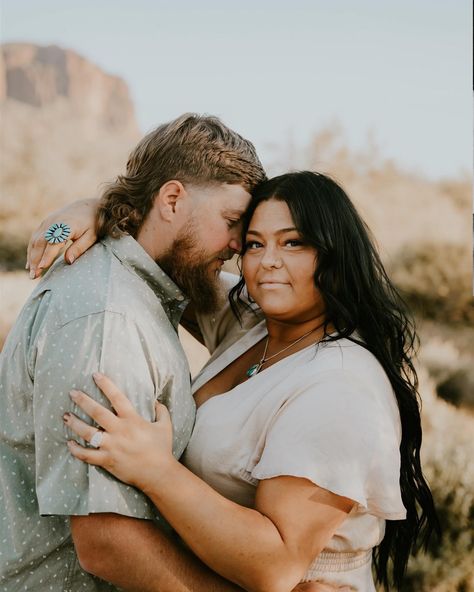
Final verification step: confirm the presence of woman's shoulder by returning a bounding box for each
[311,335,390,384]
[294,335,398,419]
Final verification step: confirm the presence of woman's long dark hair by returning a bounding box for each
[230,171,439,590]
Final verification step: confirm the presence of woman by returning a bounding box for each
[28,172,438,591]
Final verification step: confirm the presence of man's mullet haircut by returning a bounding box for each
[96,113,266,239]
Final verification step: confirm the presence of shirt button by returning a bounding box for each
[176,295,184,301]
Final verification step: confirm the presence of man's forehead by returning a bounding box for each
[192,182,250,202]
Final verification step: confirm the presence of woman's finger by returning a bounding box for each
[69,389,119,430]
[67,440,108,466]
[26,232,43,272]
[293,584,354,592]
[26,198,99,275]
[155,401,171,425]
[63,228,97,265]
[92,373,136,417]
[63,412,103,444]
[28,236,63,279]
[36,242,65,274]
[154,401,171,423]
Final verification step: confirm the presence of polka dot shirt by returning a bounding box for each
[0,235,196,590]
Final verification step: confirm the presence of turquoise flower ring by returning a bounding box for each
[44,222,71,244]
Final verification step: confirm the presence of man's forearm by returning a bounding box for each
[71,513,242,592]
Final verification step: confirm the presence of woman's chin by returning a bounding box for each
[257,302,294,318]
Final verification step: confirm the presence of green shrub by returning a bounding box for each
[0,234,28,271]
[437,369,474,410]
[390,243,474,325]
[404,378,474,591]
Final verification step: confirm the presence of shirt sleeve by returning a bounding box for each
[196,272,262,354]
[32,310,163,520]
[250,370,406,520]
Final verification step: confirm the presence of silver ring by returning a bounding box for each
[44,222,71,244]
[90,430,103,449]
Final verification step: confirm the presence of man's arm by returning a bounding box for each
[31,309,207,589]
[72,514,342,592]
[71,513,242,592]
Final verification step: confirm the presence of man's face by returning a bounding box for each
[159,183,251,313]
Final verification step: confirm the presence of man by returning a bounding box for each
[0,113,266,591]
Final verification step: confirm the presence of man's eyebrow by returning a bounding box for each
[246,227,298,236]
[222,208,246,216]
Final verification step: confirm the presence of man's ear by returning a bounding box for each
[155,180,187,222]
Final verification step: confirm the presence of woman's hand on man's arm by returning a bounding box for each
[27,198,100,278]
[65,374,355,592]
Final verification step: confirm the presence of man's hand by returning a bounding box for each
[27,198,99,278]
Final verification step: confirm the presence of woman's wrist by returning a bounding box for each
[140,453,180,498]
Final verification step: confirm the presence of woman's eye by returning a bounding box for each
[226,219,240,229]
[285,239,303,247]
[245,240,262,249]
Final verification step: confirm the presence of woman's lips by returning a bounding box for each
[258,281,289,289]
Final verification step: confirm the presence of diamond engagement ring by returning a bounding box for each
[44,222,71,244]
[90,430,103,449]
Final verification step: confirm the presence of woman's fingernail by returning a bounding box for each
[69,390,79,400]
[63,413,70,422]
[67,254,75,264]
[25,261,29,270]
[93,372,103,380]
[29,269,36,279]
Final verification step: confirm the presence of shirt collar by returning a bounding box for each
[102,234,189,317]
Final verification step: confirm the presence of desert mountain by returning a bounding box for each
[0,43,141,266]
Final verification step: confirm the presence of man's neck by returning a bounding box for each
[136,221,173,262]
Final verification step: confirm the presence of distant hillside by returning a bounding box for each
[1,43,138,133]
[286,124,471,255]
[0,43,141,268]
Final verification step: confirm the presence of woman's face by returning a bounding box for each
[242,199,323,322]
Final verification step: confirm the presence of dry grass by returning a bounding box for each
[404,369,474,592]
[0,271,34,348]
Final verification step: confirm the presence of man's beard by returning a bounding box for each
[158,224,226,315]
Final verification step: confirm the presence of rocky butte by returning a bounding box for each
[0,43,141,265]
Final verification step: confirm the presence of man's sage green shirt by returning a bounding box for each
[0,235,196,591]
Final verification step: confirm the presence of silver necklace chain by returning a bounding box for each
[246,323,324,378]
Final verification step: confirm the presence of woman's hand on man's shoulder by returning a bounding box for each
[27,198,100,278]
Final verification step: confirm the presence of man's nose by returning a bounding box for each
[228,230,242,253]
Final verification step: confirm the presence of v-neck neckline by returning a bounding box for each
[194,341,324,414]
[193,322,332,413]
[192,320,267,395]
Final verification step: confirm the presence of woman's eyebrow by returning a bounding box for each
[246,227,298,236]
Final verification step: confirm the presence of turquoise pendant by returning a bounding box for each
[246,363,262,378]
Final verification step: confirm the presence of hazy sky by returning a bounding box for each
[1,0,471,179]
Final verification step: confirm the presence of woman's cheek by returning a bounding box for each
[241,256,250,279]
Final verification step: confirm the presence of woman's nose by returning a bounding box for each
[261,248,282,269]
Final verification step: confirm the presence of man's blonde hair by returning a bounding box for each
[96,113,266,238]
